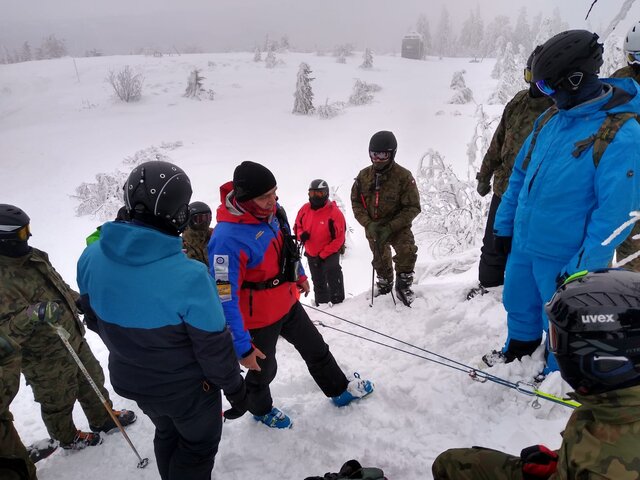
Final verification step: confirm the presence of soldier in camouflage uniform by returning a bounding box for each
[182,201,213,265]
[351,131,421,306]
[433,269,640,480]
[0,332,37,479]
[0,204,136,450]
[468,52,553,299]
[610,22,640,272]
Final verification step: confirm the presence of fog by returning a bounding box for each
[0,0,633,55]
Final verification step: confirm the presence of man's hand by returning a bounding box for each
[240,346,266,371]
[476,176,491,197]
[26,302,61,325]
[298,279,310,297]
[376,224,392,245]
[493,235,512,256]
[520,445,558,479]
[299,231,310,243]
[223,381,249,421]
[365,221,378,238]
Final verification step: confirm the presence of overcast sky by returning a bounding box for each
[1,0,635,55]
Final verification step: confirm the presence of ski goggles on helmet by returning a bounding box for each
[308,190,328,198]
[626,51,640,65]
[535,79,556,96]
[523,67,533,84]
[191,212,212,226]
[369,151,391,161]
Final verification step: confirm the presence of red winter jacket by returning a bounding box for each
[294,201,346,259]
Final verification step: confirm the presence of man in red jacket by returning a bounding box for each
[294,179,346,306]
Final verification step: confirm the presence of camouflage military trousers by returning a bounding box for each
[432,447,524,480]
[367,227,418,280]
[21,336,112,444]
[0,419,37,480]
[617,222,640,272]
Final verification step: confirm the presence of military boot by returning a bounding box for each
[374,276,393,297]
[395,272,415,306]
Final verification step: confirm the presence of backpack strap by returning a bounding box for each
[522,106,558,171]
[572,112,639,167]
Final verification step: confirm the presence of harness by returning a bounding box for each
[522,87,638,171]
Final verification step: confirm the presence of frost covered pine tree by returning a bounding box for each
[253,47,261,62]
[489,42,526,104]
[512,7,533,53]
[435,7,454,58]
[183,69,214,100]
[265,46,277,69]
[448,70,474,104]
[602,35,625,77]
[416,14,431,57]
[292,62,315,115]
[459,5,484,60]
[360,48,373,69]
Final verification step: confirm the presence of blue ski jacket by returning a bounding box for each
[77,221,243,402]
[494,78,640,274]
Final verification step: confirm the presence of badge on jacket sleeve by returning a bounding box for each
[213,255,231,301]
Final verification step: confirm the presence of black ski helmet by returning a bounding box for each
[531,30,603,91]
[309,179,329,195]
[123,161,192,233]
[545,269,640,395]
[0,204,30,241]
[369,130,397,156]
[188,201,212,228]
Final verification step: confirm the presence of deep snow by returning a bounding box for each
[2,51,576,480]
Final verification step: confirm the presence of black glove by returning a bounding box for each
[26,302,61,325]
[223,382,249,421]
[520,444,558,480]
[555,271,570,289]
[476,176,491,197]
[300,231,310,243]
[493,235,512,256]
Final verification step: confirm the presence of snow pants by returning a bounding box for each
[367,226,418,281]
[246,301,349,416]
[432,447,524,480]
[136,384,223,480]
[478,194,507,287]
[502,249,562,372]
[306,253,345,305]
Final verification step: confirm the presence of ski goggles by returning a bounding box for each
[535,79,556,96]
[523,67,533,84]
[14,224,30,241]
[308,190,328,198]
[190,212,212,226]
[369,151,391,161]
[626,51,640,65]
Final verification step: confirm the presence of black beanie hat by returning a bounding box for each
[233,161,277,202]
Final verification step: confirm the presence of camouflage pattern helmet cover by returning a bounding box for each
[545,268,640,394]
[0,204,30,240]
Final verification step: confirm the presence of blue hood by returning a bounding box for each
[99,221,183,266]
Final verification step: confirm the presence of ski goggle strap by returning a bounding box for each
[627,51,640,65]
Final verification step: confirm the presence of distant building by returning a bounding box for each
[401,32,424,60]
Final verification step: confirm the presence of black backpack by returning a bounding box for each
[304,459,386,480]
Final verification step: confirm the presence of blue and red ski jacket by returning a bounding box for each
[208,181,307,357]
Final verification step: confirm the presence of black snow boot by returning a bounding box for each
[395,272,415,306]
[374,277,393,297]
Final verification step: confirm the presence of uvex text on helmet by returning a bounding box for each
[123,161,192,232]
[531,30,603,88]
[0,204,30,241]
[545,269,640,394]
[369,131,397,153]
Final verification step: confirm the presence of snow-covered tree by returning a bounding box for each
[107,66,143,103]
[489,42,526,104]
[348,79,381,106]
[292,62,314,115]
[36,34,67,59]
[416,14,432,57]
[360,48,373,69]
[448,70,474,104]
[280,35,290,51]
[265,46,277,68]
[490,37,507,79]
[183,69,214,100]
[20,42,32,62]
[534,17,556,48]
[467,104,498,180]
[253,47,261,62]
[336,51,346,64]
[435,7,454,57]
[513,7,533,53]
[316,98,345,119]
[482,16,512,57]
[458,6,484,59]
[602,35,626,77]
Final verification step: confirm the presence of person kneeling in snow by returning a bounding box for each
[209,161,374,429]
[433,269,640,480]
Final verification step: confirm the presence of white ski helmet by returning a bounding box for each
[624,22,640,64]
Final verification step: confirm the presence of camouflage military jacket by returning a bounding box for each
[552,385,640,479]
[0,248,84,351]
[478,89,553,197]
[611,65,640,83]
[182,227,212,266]
[0,332,20,421]
[350,161,421,232]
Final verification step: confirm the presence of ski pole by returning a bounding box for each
[51,324,149,469]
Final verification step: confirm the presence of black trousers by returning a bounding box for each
[246,301,349,416]
[136,385,222,480]
[479,194,507,287]
[306,253,345,304]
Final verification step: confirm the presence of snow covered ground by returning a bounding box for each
[2,51,574,479]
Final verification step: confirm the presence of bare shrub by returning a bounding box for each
[107,66,143,103]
